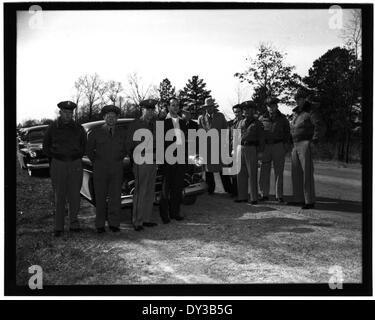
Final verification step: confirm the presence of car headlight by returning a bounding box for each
[188,155,204,167]
[29,151,37,158]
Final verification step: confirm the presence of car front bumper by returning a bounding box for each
[120,181,207,207]
[26,163,49,169]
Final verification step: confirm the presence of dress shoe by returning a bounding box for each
[109,226,121,232]
[134,225,144,231]
[259,196,269,201]
[69,227,82,232]
[287,201,304,206]
[302,203,315,209]
[248,201,258,205]
[54,231,63,237]
[143,222,158,227]
[276,198,284,204]
[171,215,184,221]
[234,199,247,203]
[96,227,106,234]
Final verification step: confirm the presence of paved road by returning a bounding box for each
[214,160,362,202]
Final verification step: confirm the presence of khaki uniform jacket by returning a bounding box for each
[290,103,326,143]
[258,110,291,144]
[238,117,265,152]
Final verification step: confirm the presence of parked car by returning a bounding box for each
[17,125,49,176]
[80,119,208,207]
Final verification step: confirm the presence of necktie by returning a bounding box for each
[109,128,113,136]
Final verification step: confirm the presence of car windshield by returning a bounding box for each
[27,130,46,142]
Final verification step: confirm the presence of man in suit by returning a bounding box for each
[43,101,87,237]
[126,99,158,231]
[86,105,127,233]
[258,97,291,203]
[198,97,232,195]
[159,97,187,223]
[289,88,326,209]
[235,101,265,205]
[227,103,243,197]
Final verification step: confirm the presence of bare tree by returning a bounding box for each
[341,9,362,60]
[72,80,85,121]
[105,80,124,105]
[77,73,106,120]
[125,72,157,105]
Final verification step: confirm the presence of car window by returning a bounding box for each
[27,129,46,142]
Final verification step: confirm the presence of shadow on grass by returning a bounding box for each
[314,197,362,214]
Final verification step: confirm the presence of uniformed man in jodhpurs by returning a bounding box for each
[258,97,291,203]
[126,99,158,231]
[42,101,87,237]
[227,103,244,197]
[86,105,127,233]
[235,101,265,204]
[289,89,326,209]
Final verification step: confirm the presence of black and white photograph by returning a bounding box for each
[4,1,372,297]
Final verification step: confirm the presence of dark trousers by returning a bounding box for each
[50,158,82,231]
[205,171,233,194]
[93,161,123,228]
[159,164,186,221]
[230,175,238,196]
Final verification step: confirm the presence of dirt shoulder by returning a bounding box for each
[16,164,362,285]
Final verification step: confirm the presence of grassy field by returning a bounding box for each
[16,161,362,285]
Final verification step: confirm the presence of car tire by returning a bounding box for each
[183,195,197,205]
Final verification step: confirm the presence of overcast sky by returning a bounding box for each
[17,9,350,123]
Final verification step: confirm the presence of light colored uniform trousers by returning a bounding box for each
[236,145,258,201]
[93,161,123,228]
[259,142,285,199]
[132,163,157,227]
[50,158,82,231]
[291,140,315,204]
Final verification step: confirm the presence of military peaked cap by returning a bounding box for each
[139,99,158,109]
[266,97,280,105]
[294,88,311,99]
[240,100,257,109]
[101,105,121,116]
[57,101,77,110]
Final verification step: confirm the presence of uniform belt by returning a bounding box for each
[241,141,258,146]
[292,136,312,143]
[265,139,283,145]
[52,154,81,162]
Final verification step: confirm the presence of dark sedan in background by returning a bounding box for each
[17,125,49,176]
[80,119,207,207]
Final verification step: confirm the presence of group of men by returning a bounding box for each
[207,89,325,208]
[42,88,325,237]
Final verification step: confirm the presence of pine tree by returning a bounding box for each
[178,75,212,119]
[158,78,176,109]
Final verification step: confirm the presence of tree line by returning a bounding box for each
[19,10,361,163]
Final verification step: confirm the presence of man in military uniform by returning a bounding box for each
[235,101,265,204]
[42,101,87,237]
[198,97,232,195]
[86,105,127,233]
[227,103,243,197]
[126,99,158,231]
[258,97,291,203]
[289,88,326,209]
